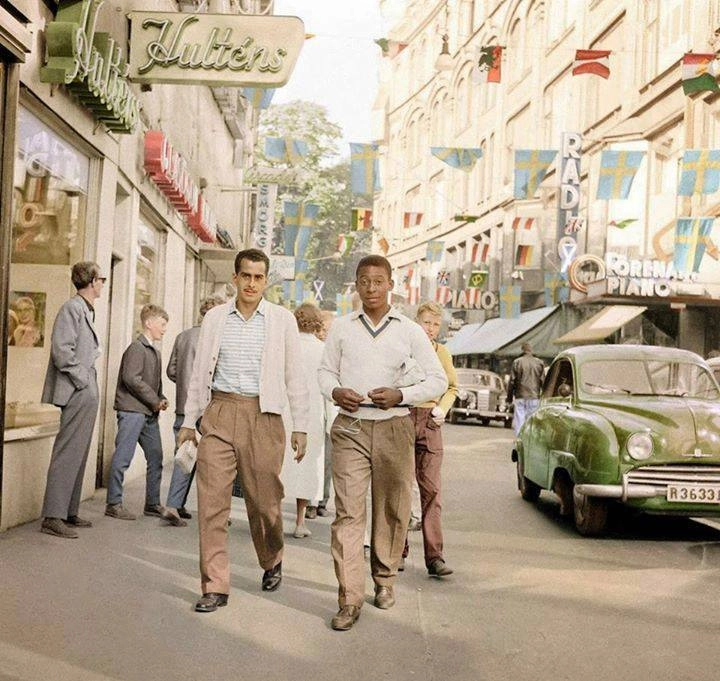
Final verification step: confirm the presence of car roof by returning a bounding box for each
[556,344,706,365]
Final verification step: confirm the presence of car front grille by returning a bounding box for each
[626,465,720,489]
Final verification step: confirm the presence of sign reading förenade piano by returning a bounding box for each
[127,12,305,87]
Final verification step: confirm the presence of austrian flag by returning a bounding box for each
[572,50,611,79]
[403,212,423,229]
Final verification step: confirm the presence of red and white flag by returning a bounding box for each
[572,49,611,79]
[403,212,423,229]
[471,236,490,265]
[407,287,420,305]
[435,286,452,305]
[512,217,537,231]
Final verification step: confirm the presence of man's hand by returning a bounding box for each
[332,387,364,412]
[368,387,403,410]
[177,427,197,448]
[157,399,169,411]
[291,432,307,462]
[430,406,445,425]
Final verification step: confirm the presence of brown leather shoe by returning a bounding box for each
[331,605,361,631]
[195,592,228,613]
[65,516,92,528]
[41,518,78,539]
[105,504,136,520]
[427,558,453,577]
[374,586,395,609]
[162,509,188,527]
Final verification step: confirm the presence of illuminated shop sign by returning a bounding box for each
[40,0,141,133]
[144,131,216,243]
[128,12,305,87]
[557,132,582,262]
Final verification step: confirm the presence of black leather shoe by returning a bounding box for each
[398,556,406,572]
[262,562,282,592]
[304,506,317,519]
[316,505,330,517]
[177,506,192,520]
[195,592,228,612]
[143,504,164,518]
[427,558,453,577]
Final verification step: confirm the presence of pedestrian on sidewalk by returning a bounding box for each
[318,255,447,631]
[507,342,545,435]
[306,309,337,520]
[40,261,106,539]
[400,301,458,577]
[177,248,308,613]
[281,303,325,538]
[162,294,226,527]
[105,304,169,521]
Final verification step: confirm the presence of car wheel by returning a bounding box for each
[480,417,490,426]
[572,488,609,536]
[517,459,541,502]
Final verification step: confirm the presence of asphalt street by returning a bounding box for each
[2,423,720,681]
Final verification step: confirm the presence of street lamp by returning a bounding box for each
[435,33,453,72]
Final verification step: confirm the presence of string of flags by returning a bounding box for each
[351,207,373,230]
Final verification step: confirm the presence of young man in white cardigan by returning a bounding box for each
[178,248,309,613]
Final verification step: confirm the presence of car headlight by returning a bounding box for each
[627,432,653,460]
[466,394,477,409]
[458,389,468,401]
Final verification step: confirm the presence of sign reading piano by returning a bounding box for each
[128,12,305,87]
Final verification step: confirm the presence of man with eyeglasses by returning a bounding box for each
[40,261,106,538]
[318,255,448,630]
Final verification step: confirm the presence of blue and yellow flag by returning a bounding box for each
[426,240,445,263]
[514,150,557,199]
[283,202,319,258]
[679,150,720,196]
[430,147,483,172]
[596,150,646,199]
[265,137,310,165]
[544,273,568,308]
[499,285,522,319]
[242,88,275,110]
[674,217,715,274]
[350,143,381,195]
[336,293,354,316]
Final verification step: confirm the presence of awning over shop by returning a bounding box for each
[554,304,646,345]
[446,305,558,356]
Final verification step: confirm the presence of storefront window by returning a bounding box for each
[134,217,161,335]
[5,108,90,432]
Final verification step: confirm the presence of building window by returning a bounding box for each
[455,76,470,132]
[134,216,163,335]
[508,18,523,84]
[6,107,91,430]
[641,0,688,84]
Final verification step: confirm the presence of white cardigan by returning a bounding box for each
[182,300,309,433]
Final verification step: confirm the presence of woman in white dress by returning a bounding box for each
[281,303,326,538]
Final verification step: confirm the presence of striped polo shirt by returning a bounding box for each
[211,299,266,395]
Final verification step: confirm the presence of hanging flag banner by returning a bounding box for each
[374,38,408,58]
[336,292,354,315]
[351,207,373,230]
[558,133,582,243]
[471,235,490,265]
[265,136,310,164]
[514,149,557,200]
[426,240,444,263]
[678,150,720,196]
[337,234,354,256]
[436,270,449,287]
[312,279,325,302]
[512,217,537,232]
[350,143,381,195]
[513,216,540,268]
[403,212,423,229]
[242,87,276,110]
[128,12,305,87]
[377,235,390,255]
[682,54,719,96]
[467,270,488,288]
[430,147,483,172]
[572,49,611,79]
[251,183,277,254]
[596,150,646,200]
[544,273,568,307]
[283,202,319,257]
[477,46,502,83]
[499,285,521,319]
[673,217,717,275]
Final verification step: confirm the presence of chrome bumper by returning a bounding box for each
[574,482,661,502]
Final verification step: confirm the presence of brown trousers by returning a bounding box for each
[196,392,285,595]
[404,407,444,565]
[330,413,415,608]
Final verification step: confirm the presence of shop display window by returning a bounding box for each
[5,108,90,433]
[133,217,162,335]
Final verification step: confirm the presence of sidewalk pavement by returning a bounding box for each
[0,460,480,681]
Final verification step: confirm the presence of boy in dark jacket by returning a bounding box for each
[105,304,169,520]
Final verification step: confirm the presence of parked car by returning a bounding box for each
[512,344,720,536]
[707,356,720,383]
[449,368,513,427]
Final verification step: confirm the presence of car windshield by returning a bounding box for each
[456,370,493,387]
[580,359,720,399]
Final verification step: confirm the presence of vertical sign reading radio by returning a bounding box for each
[252,184,277,255]
[557,132,582,271]
[144,131,217,243]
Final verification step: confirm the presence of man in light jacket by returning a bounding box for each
[40,261,105,538]
[178,248,309,613]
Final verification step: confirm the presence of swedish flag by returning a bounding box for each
[514,150,557,199]
[242,88,275,110]
[674,217,715,274]
[499,285,521,319]
[350,143,380,195]
[430,147,483,172]
[265,137,310,164]
[283,202,319,259]
[596,150,646,199]
[679,150,720,196]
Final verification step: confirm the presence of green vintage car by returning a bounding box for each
[511,344,720,536]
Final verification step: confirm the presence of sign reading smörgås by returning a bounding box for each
[127,12,305,87]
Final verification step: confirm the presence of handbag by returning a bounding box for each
[175,439,198,475]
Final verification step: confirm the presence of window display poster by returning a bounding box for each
[8,291,46,347]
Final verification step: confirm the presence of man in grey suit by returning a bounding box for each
[162,294,225,527]
[40,261,106,539]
